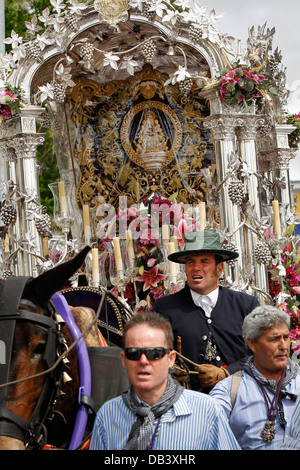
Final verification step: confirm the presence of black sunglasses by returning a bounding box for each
[124,347,172,361]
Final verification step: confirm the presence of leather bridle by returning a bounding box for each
[0,276,64,449]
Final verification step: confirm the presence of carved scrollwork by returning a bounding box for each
[67,65,213,210]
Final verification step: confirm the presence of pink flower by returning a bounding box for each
[237,94,246,101]
[219,83,230,99]
[172,219,199,247]
[250,73,260,82]
[264,227,275,239]
[137,265,165,291]
[150,283,165,300]
[278,302,290,314]
[242,68,251,78]
[1,106,12,119]
[224,71,240,84]
[147,258,156,268]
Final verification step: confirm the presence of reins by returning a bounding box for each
[0,290,105,390]
[0,280,106,449]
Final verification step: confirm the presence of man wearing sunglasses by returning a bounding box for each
[90,311,240,450]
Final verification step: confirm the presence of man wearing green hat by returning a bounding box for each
[154,231,259,392]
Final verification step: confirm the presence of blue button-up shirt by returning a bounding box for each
[90,388,240,450]
[209,366,300,450]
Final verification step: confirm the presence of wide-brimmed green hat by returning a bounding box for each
[168,231,239,264]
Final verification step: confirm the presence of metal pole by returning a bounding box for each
[0,0,5,56]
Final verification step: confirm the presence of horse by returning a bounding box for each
[0,246,129,450]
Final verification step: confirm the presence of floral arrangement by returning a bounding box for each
[286,112,300,148]
[213,62,277,109]
[0,85,22,122]
[267,226,300,358]
[98,195,200,311]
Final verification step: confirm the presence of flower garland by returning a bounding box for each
[98,195,200,310]
[267,226,300,358]
[0,84,22,122]
[211,61,277,109]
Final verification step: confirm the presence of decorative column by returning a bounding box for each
[0,144,24,276]
[272,125,297,208]
[7,134,44,276]
[203,113,242,284]
[235,115,269,300]
[0,106,45,276]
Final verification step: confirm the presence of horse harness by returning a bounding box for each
[0,276,66,449]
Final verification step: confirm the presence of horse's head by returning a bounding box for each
[0,247,90,450]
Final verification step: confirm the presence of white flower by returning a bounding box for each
[208,9,224,24]
[173,66,191,83]
[4,30,23,49]
[103,52,120,70]
[128,0,144,11]
[47,14,65,33]
[120,56,139,76]
[38,8,52,26]
[68,0,88,13]
[50,0,66,15]
[148,0,169,18]
[11,46,26,63]
[36,32,55,50]
[25,15,43,36]
[165,66,191,86]
[219,33,235,52]
[55,64,76,88]
[38,83,55,104]
[179,2,207,23]
[0,53,13,71]
[173,0,191,11]
[162,10,179,25]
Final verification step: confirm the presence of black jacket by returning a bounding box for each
[153,285,259,390]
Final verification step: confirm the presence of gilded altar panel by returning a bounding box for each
[67,64,214,210]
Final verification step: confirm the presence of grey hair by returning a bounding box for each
[242,305,290,344]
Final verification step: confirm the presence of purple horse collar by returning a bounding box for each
[51,292,92,450]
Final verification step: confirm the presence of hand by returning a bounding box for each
[195,364,229,388]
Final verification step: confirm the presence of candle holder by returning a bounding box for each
[163,270,186,293]
[48,181,74,265]
[48,182,74,233]
[109,251,128,295]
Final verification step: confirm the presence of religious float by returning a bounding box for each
[0,0,300,355]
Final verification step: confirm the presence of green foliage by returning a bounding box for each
[5,0,51,39]
[37,128,60,215]
[5,0,60,215]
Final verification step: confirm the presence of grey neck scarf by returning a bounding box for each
[122,375,183,450]
[244,357,298,428]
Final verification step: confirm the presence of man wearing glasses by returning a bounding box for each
[90,311,240,450]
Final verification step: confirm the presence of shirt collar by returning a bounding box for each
[190,286,219,308]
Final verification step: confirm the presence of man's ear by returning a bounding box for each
[217,262,224,277]
[121,350,126,368]
[247,338,255,354]
[168,349,176,368]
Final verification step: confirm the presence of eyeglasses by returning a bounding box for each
[124,347,172,361]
